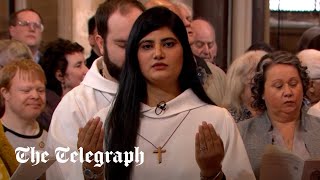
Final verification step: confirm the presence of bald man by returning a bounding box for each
[191,19,217,64]
[298,49,320,115]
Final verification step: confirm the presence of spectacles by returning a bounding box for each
[16,21,44,32]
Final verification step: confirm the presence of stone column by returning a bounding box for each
[231,0,252,61]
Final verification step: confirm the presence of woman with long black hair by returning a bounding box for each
[78,6,254,180]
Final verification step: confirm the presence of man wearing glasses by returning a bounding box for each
[9,9,44,63]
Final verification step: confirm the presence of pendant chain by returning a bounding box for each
[138,110,191,150]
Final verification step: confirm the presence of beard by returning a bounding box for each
[103,44,122,81]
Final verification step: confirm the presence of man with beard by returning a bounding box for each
[45,1,144,179]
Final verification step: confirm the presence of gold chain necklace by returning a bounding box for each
[138,110,191,164]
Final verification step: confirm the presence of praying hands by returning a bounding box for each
[77,117,104,180]
[195,121,225,180]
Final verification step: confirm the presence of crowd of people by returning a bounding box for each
[1,0,320,180]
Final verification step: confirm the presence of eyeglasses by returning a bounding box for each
[16,21,44,32]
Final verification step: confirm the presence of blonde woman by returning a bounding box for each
[223,50,266,122]
[0,39,33,68]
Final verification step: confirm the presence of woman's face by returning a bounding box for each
[64,52,88,89]
[137,27,183,86]
[263,64,304,116]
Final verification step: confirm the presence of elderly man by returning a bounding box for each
[297,49,320,117]
[190,19,225,106]
[191,19,217,64]
[9,9,43,63]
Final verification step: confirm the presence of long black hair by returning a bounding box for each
[105,6,214,180]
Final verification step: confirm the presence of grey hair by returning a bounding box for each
[0,39,33,67]
[223,50,266,116]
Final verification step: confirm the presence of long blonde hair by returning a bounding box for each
[223,50,266,116]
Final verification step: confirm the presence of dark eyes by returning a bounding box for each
[163,41,175,48]
[139,40,176,50]
[140,43,153,50]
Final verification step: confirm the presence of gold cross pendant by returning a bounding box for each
[153,146,166,164]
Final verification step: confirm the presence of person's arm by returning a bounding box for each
[195,121,225,180]
[0,122,19,175]
[77,117,104,180]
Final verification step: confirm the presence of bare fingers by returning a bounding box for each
[77,117,103,152]
[208,123,224,155]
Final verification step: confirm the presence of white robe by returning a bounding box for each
[46,57,118,180]
[95,89,255,180]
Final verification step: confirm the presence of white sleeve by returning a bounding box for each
[46,90,87,180]
[46,95,110,180]
[219,109,256,180]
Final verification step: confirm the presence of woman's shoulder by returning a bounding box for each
[304,112,320,128]
[237,113,268,136]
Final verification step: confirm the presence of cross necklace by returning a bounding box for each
[138,110,191,164]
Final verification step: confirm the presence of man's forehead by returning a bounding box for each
[107,8,141,37]
[192,23,214,38]
[12,73,45,85]
[109,7,140,23]
[17,10,41,21]
[194,30,214,41]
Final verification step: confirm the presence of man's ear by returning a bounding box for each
[0,87,10,101]
[8,26,16,38]
[95,35,104,55]
[55,70,64,83]
[309,80,315,93]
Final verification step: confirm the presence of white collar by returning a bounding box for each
[81,57,118,94]
[140,89,206,118]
